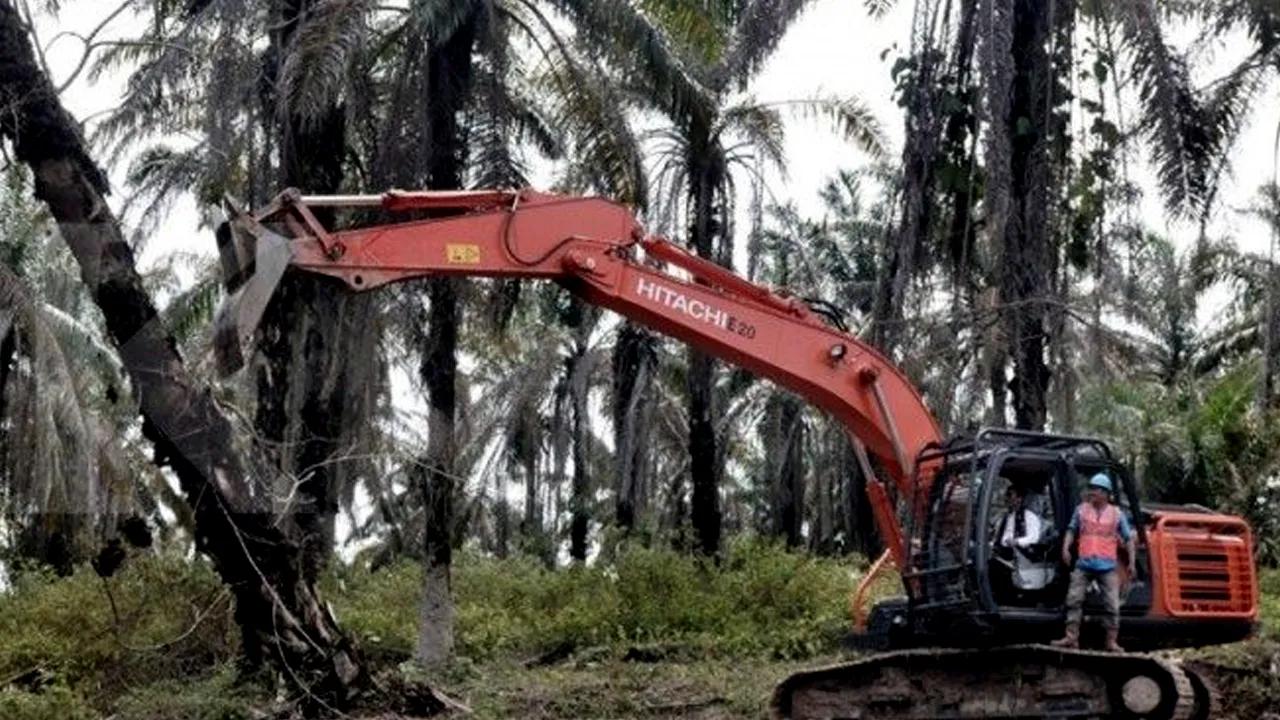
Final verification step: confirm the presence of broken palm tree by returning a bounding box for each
[0,3,458,715]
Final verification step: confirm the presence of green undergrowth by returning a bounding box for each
[1257,566,1280,638]
[0,538,869,718]
[430,652,845,719]
[329,538,869,663]
[0,542,1272,718]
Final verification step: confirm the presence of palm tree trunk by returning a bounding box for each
[568,313,592,561]
[686,130,721,558]
[768,392,805,549]
[252,0,377,594]
[414,9,478,667]
[524,451,540,536]
[1000,0,1061,431]
[0,5,375,710]
[839,428,879,557]
[612,323,655,533]
[1263,256,1279,407]
[415,273,458,667]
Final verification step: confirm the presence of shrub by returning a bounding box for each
[107,663,264,720]
[0,683,96,720]
[0,552,237,699]
[331,537,864,661]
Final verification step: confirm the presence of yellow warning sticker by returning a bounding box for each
[446,244,481,264]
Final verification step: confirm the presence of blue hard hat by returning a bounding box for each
[1088,473,1113,492]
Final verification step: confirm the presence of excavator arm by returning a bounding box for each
[212,186,943,568]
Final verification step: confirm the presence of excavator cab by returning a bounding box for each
[858,428,1151,650]
[790,427,1250,719]
[858,426,1255,656]
[969,432,1156,637]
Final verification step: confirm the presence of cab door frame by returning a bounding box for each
[972,447,1069,614]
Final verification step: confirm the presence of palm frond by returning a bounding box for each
[1115,1,1219,218]
[534,63,648,208]
[484,6,564,158]
[716,0,818,88]
[1195,58,1274,213]
[540,0,715,127]
[640,127,692,235]
[0,262,101,527]
[37,301,123,377]
[120,144,211,242]
[863,0,898,19]
[1187,0,1280,52]
[1195,320,1260,377]
[279,0,379,128]
[467,64,534,188]
[406,0,479,42]
[719,101,786,175]
[761,94,889,159]
[159,263,223,348]
[637,0,735,63]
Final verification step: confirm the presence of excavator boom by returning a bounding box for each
[213,186,940,568]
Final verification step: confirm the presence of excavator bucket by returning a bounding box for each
[211,197,295,377]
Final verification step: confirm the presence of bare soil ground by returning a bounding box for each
[428,651,835,719]
[416,642,1280,720]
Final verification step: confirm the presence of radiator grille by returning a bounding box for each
[1158,518,1256,617]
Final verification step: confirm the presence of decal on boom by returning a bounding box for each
[635,277,756,339]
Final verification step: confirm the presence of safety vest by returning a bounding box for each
[1075,502,1119,560]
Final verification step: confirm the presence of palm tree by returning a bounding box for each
[89,0,649,665]
[0,162,176,574]
[863,0,1251,434]
[552,0,888,556]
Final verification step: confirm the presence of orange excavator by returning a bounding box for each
[210,186,1259,719]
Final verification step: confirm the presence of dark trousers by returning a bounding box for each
[1064,566,1120,629]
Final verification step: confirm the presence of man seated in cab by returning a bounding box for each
[997,483,1042,552]
[1052,473,1135,652]
[994,483,1051,594]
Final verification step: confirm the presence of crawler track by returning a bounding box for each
[772,645,1219,719]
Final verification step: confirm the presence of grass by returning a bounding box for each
[0,541,1273,718]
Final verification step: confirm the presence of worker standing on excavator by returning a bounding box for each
[1052,473,1136,652]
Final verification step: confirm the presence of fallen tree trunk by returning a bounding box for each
[0,2,374,713]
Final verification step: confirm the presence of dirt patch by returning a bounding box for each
[431,651,838,720]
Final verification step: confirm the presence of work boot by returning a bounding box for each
[1104,627,1124,653]
[1051,623,1079,649]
